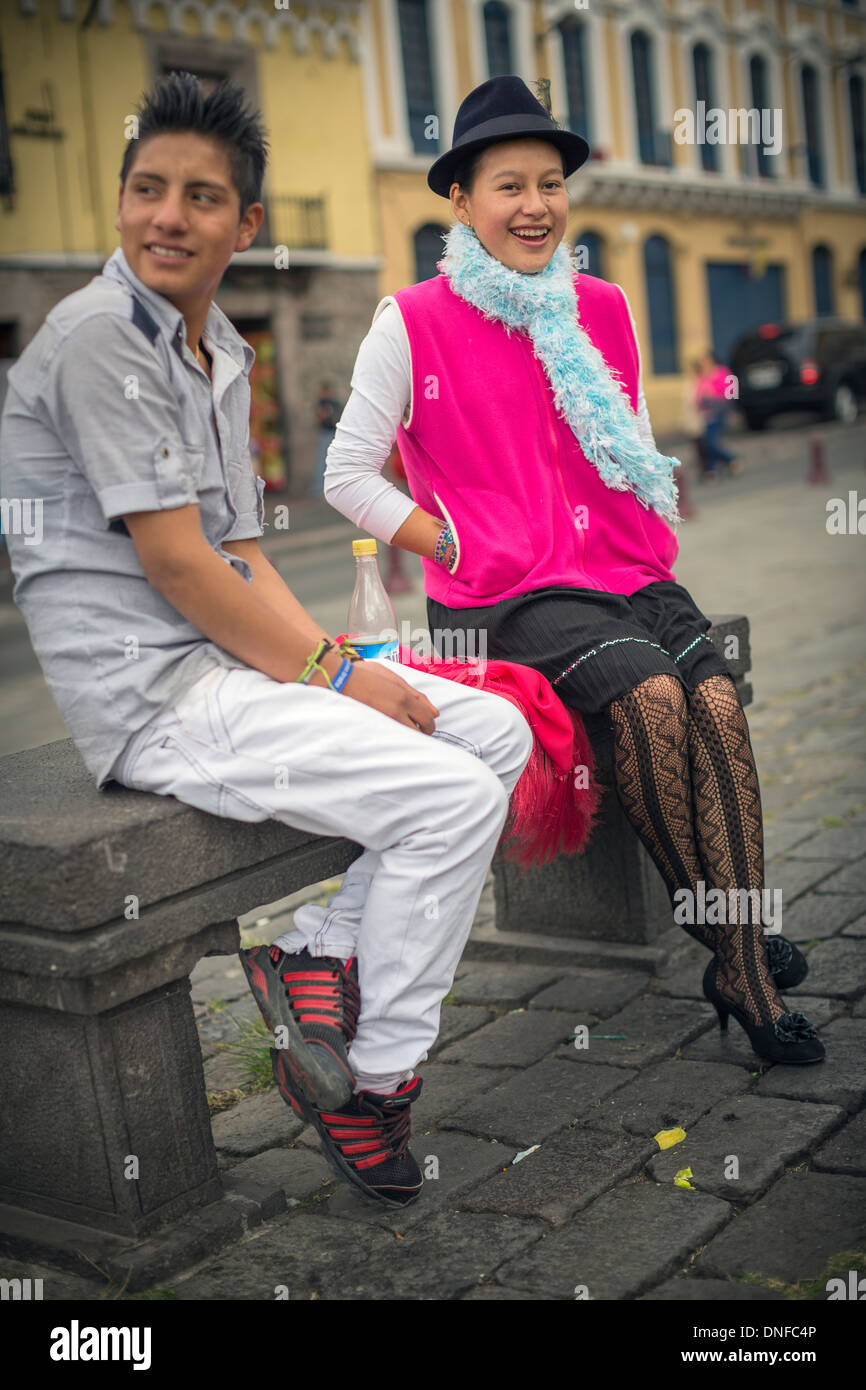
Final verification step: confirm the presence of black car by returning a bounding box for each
[729,318,866,430]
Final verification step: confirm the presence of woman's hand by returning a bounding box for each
[341,660,439,733]
[390,507,457,570]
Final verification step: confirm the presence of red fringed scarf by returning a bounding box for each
[397,646,602,870]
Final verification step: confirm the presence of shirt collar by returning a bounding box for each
[101,247,255,374]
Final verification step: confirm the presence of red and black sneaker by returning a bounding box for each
[271,1047,424,1208]
[239,945,361,1111]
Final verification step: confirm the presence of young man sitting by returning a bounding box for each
[0,72,532,1208]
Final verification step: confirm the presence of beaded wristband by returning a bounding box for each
[330,658,354,692]
[433,523,453,565]
[434,524,458,574]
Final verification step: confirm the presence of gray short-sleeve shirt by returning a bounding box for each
[0,248,267,788]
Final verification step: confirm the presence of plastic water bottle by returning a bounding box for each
[346,539,399,661]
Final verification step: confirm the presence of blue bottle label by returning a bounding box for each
[350,638,400,662]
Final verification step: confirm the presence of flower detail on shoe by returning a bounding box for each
[765,936,793,974]
[773,1010,819,1043]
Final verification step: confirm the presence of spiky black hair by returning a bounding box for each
[119,70,269,218]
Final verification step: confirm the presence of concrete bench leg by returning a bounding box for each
[492,778,672,945]
[0,975,224,1238]
[0,918,271,1281]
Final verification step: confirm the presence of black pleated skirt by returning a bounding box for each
[426,580,736,740]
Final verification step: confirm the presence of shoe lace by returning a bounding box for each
[337,961,362,1042]
[374,1103,412,1159]
[357,1087,415,1159]
[270,948,361,1042]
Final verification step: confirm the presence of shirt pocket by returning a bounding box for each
[179,423,208,491]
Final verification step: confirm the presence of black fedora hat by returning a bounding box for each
[427,75,590,198]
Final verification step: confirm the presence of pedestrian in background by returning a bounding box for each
[697,350,742,479]
[683,358,708,480]
[309,380,342,497]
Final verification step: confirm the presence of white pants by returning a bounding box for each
[113,659,533,1092]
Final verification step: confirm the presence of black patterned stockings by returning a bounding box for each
[608,673,783,1026]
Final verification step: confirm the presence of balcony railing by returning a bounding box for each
[265,195,328,249]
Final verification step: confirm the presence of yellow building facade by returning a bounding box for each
[0,0,382,485]
[2,0,866,461]
[362,0,866,432]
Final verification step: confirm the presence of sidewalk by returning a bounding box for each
[2,424,865,1301]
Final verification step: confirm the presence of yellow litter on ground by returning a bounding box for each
[674,1167,695,1189]
[654,1127,687,1149]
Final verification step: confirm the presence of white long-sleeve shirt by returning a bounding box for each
[323,294,657,544]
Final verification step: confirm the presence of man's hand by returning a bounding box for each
[342,661,439,733]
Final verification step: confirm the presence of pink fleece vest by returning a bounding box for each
[392,271,679,607]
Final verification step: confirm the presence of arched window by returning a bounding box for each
[559,18,591,140]
[692,42,718,173]
[749,55,772,178]
[801,64,824,187]
[849,74,866,196]
[631,29,668,166]
[483,1,513,79]
[573,230,606,279]
[859,247,866,319]
[812,245,834,316]
[413,223,447,282]
[643,234,679,375]
[397,0,439,155]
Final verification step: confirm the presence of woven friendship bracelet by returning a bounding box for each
[335,636,364,662]
[297,638,336,687]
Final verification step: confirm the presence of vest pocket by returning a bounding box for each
[436,485,536,600]
[432,489,463,579]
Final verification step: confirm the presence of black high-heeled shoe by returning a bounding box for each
[765,935,809,990]
[702,959,825,1065]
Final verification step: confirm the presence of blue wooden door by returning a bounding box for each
[706,262,786,363]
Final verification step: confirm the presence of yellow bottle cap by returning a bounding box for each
[352,538,378,556]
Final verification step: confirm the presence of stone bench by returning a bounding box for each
[0,613,749,1285]
[0,755,364,1284]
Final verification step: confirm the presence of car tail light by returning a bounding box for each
[800,359,820,385]
[758,324,780,338]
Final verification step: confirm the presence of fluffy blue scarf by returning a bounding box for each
[438,221,682,526]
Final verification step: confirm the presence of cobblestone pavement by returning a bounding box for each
[3,425,865,1302]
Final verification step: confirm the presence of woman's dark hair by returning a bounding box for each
[451,148,485,195]
[119,71,269,219]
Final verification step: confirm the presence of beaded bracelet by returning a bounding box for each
[433,523,454,566]
[434,524,458,574]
